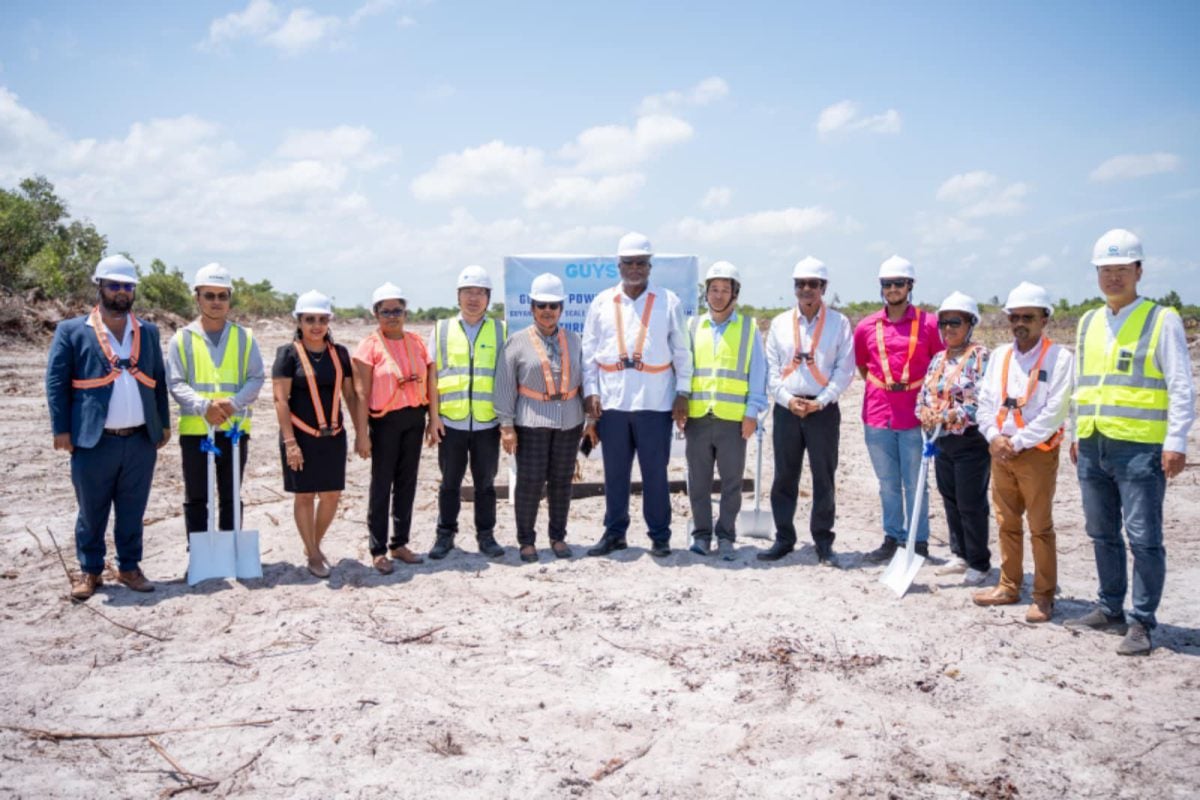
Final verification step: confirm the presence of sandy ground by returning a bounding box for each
[1,317,1199,800]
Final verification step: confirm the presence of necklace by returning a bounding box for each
[306,344,326,363]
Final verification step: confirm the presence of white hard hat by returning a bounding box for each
[192,262,233,291]
[293,290,334,318]
[372,282,406,305]
[456,265,493,290]
[704,260,741,284]
[1091,228,1143,267]
[529,273,565,303]
[938,291,980,325]
[878,255,916,281]
[92,255,139,285]
[792,256,828,281]
[617,232,653,258]
[1003,281,1054,317]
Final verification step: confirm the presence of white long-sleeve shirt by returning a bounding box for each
[765,304,856,409]
[978,337,1073,453]
[87,313,146,429]
[582,282,692,412]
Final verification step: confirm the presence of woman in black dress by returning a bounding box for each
[272,291,362,578]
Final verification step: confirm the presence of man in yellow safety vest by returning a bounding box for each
[167,263,264,542]
[1065,229,1195,655]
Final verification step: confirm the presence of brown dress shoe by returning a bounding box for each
[373,555,395,575]
[70,573,103,601]
[388,547,425,565]
[116,569,154,593]
[972,586,1020,606]
[1025,599,1054,624]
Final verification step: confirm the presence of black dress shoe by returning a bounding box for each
[649,544,672,558]
[550,541,572,559]
[863,537,898,564]
[587,536,627,557]
[756,541,794,561]
[428,535,455,560]
[689,536,712,556]
[915,541,929,558]
[818,550,841,568]
[477,535,505,559]
[519,546,538,563]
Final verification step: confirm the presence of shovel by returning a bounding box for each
[187,425,237,586]
[880,424,940,598]
[229,419,262,580]
[737,417,773,539]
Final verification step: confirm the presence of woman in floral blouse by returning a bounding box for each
[917,292,991,586]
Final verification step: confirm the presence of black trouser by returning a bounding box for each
[514,425,583,546]
[437,425,500,540]
[770,401,840,553]
[180,433,249,534]
[934,427,992,572]
[368,406,427,555]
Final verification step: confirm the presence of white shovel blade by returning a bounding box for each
[234,529,263,579]
[736,510,773,539]
[187,530,238,586]
[880,549,925,597]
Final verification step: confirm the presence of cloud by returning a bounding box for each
[936,171,997,203]
[915,213,986,248]
[410,140,544,201]
[673,207,837,244]
[1089,152,1181,182]
[1027,254,1054,272]
[937,170,1029,218]
[700,186,731,210]
[200,0,399,54]
[523,173,645,210]
[202,0,280,50]
[816,100,902,137]
[263,8,341,54]
[559,114,693,174]
[638,77,730,115]
[276,125,393,167]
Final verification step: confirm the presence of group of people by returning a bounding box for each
[45,228,1193,656]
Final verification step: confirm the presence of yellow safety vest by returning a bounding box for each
[688,313,754,421]
[435,317,504,422]
[1074,298,1171,444]
[177,325,253,435]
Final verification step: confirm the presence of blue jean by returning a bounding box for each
[864,424,930,543]
[70,429,158,574]
[597,410,672,545]
[1076,434,1167,628]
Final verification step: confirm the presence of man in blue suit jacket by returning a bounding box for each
[45,255,171,600]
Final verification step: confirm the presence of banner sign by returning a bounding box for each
[502,254,700,335]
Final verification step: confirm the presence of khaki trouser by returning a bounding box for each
[991,445,1059,602]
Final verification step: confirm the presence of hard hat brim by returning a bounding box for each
[529,292,565,303]
[94,274,140,285]
[293,309,335,319]
[1091,256,1140,267]
[617,248,653,257]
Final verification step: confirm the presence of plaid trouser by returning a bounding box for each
[514,424,583,546]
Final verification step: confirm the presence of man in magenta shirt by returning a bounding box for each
[854,255,944,562]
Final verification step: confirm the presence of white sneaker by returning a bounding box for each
[963,567,989,586]
[935,557,967,576]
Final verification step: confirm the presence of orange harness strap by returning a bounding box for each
[867,308,923,391]
[70,307,158,391]
[290,340,344,437]
[996,338,1062,451]
[925,345,983,412]
[598,291,672,373]
[780,304,829,386]
[518,326,579,401]
[369,330,426,418]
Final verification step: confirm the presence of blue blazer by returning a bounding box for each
[45,314,170,449]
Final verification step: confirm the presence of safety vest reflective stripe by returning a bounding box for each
[178,325,254,435]
[436,318,502,421]
[71,307,158,391]
[1075,299,1170,444]
[688,314,753,421]
[925,345,982,412]
[369,330,427,418]
[995,338,1061,451]
[780,305,829,386]
[518,326,578,401]
[867,308,922,391]
[291,341,343,437]
[599,291,672,373]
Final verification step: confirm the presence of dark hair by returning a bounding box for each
[458,287,491,300]
[294,326,333,343]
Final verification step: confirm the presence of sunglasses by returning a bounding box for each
[620,258,650,267]
[102,281,136,292]
[300,315,330,325]
[533,301,562,311]
[200,291,230,302]
[938,318,967,329]
[880,279,911,289]
[378,308,406,318]
[794,279,825,290]
[1008,313,1040,323]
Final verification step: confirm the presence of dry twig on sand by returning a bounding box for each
[79,602,171,642]
[591,739,655,782]
[147,736,219,797]
[428,731,464,756]
[379,625,445,645]
[1,718,277,742]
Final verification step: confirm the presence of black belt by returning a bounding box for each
[103,425,146,437]
[794,395,819,401]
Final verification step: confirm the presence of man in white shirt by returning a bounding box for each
[973,282,1072,623]
[760,257,856,566]
[582,232,692,557]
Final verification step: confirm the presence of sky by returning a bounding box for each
[1,0,1198,310]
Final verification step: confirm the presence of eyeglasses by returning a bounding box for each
[378,308,406,318]
[937,318,966,329]
[794,279,825,290]
[533,301,562,311]
[102,281,136,292]
[300,315,330,325]
[880,279,911,289]
[200,291,230,302]
[1008,313,1039,323]
[620,258,650,267]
